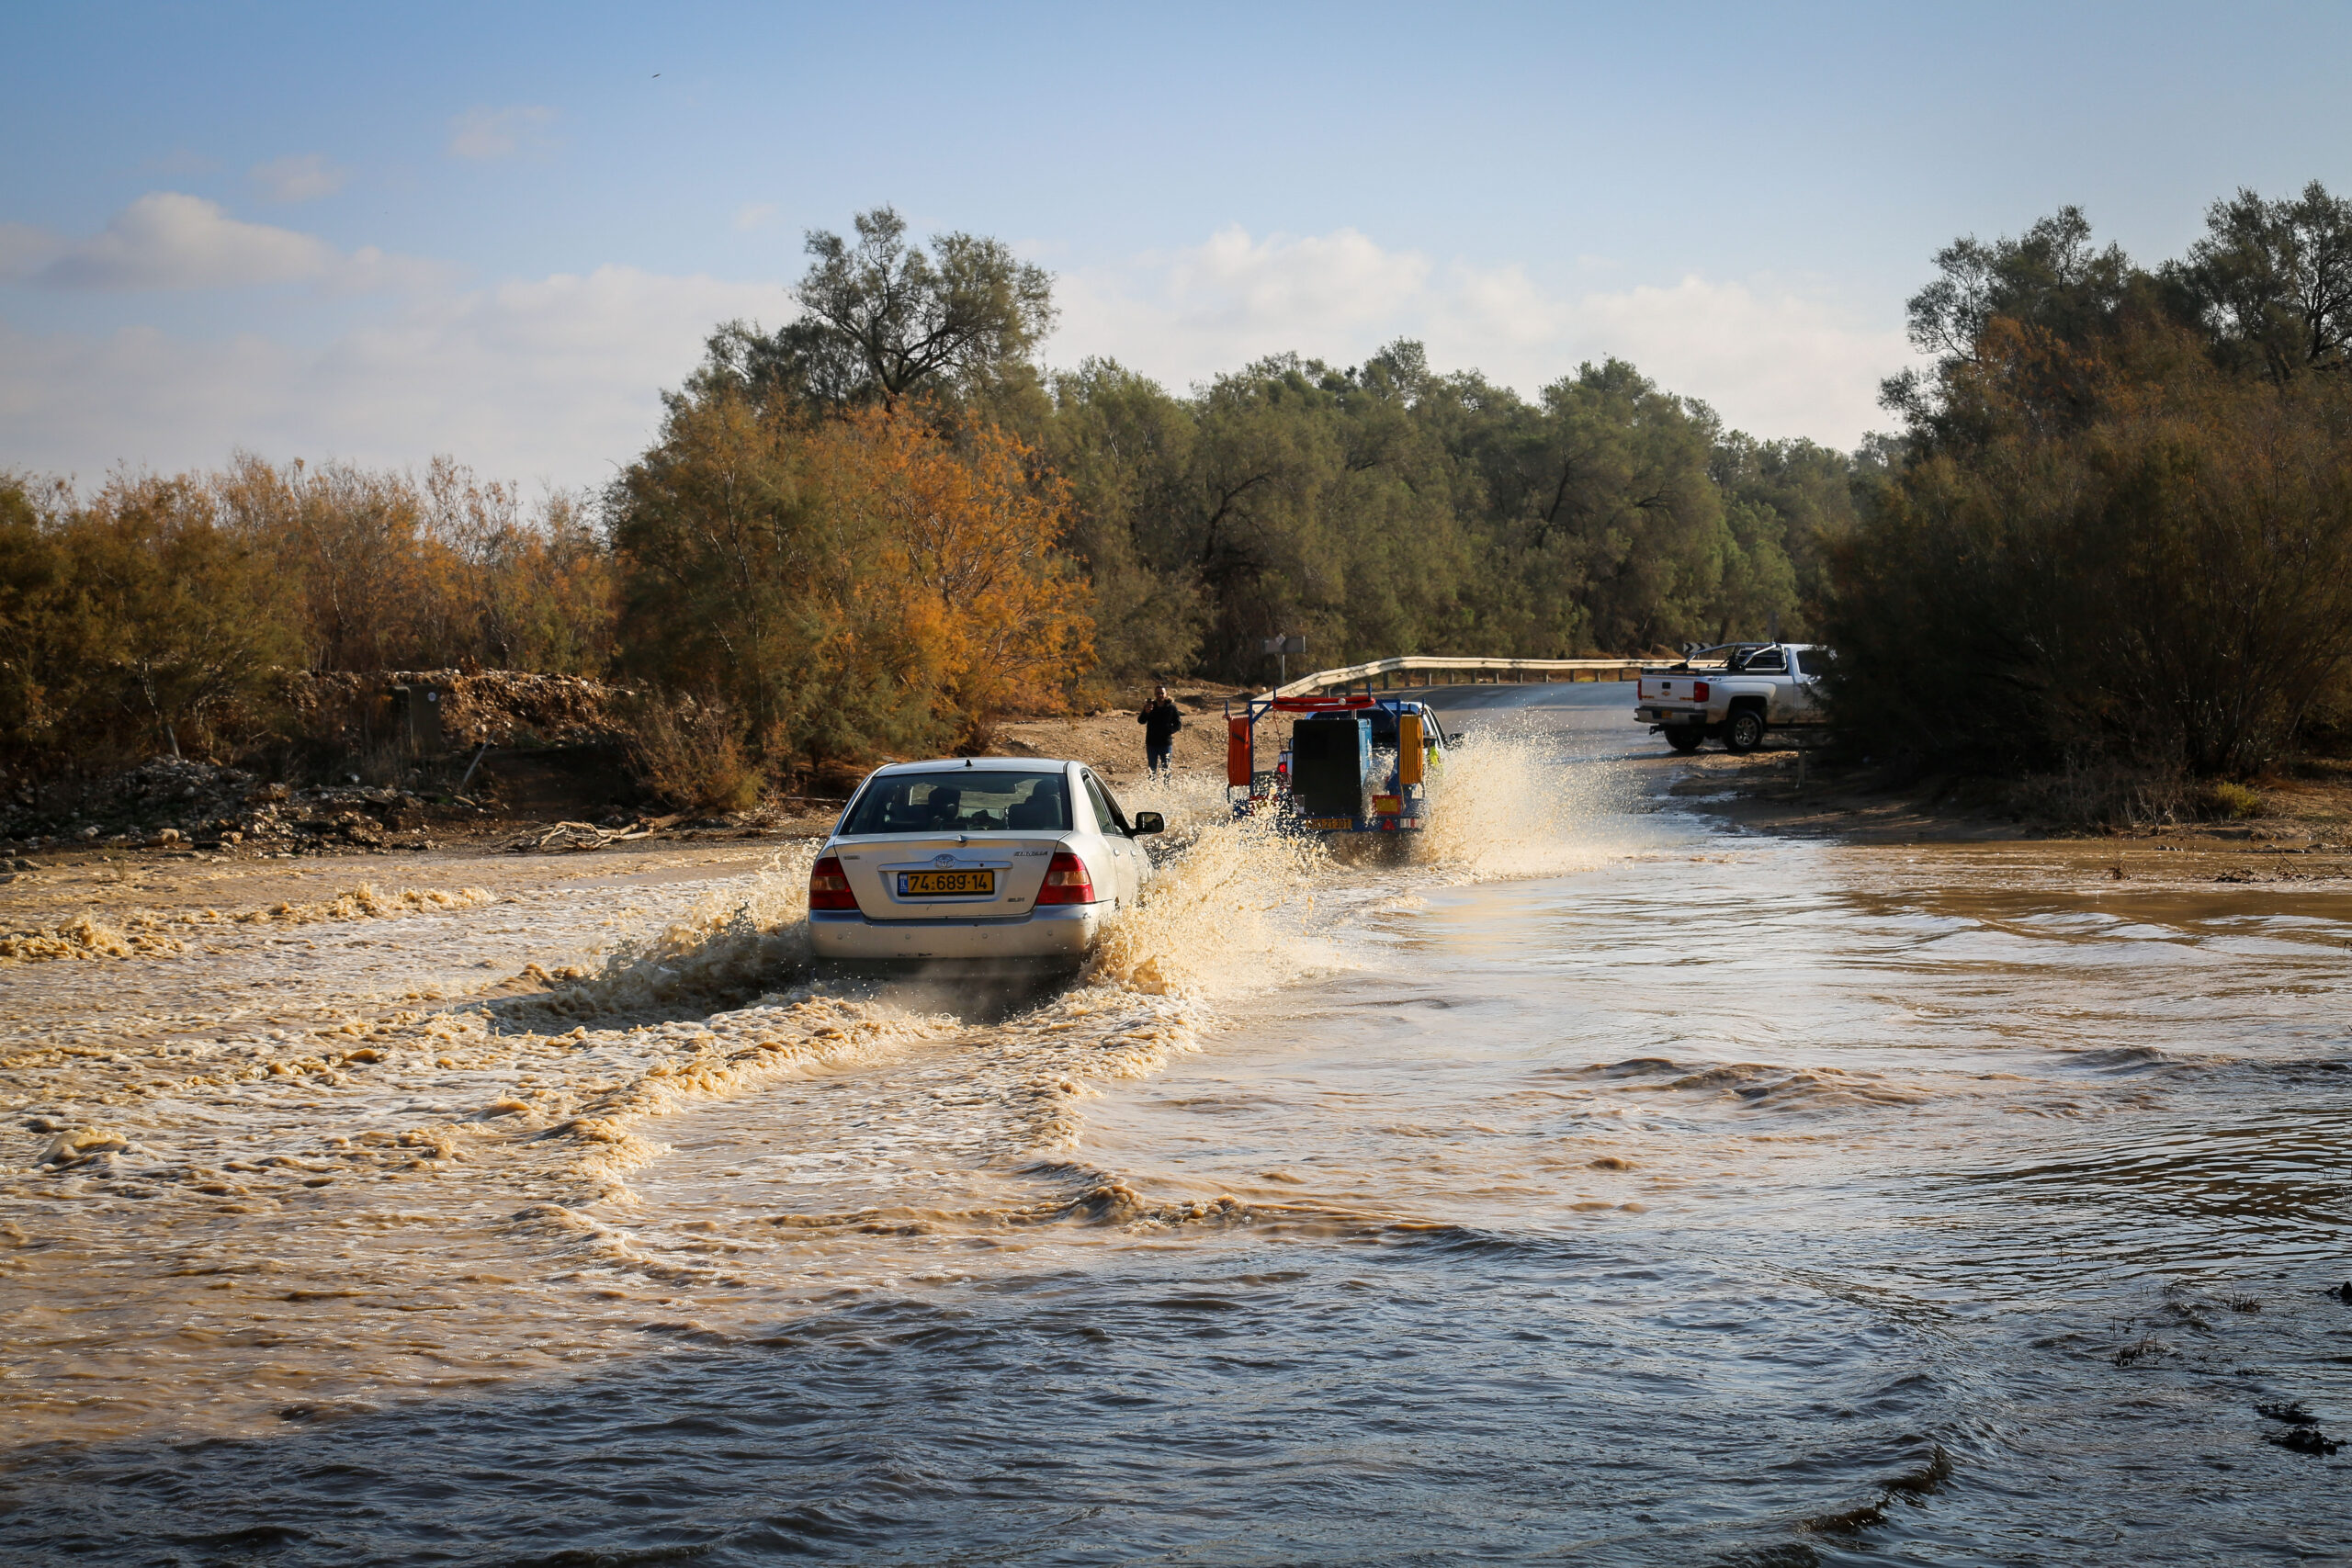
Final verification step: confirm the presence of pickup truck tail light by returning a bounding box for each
[808,855,859,911]
[1692,682,1710,702]
[1034,851,1097,906]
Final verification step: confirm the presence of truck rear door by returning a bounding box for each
[1789,647,1830,718]
[1740,645,1790,718]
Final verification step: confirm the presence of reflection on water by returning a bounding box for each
[3,688,2348,1563]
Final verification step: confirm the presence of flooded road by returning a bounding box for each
[4,685,2348,1564]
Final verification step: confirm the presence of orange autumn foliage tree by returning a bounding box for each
[609,389,1091,781]
[816,405,1091,729]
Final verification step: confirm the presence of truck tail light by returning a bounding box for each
[1693,682,1710,702]
[808,855,859,911]
[1034,851,1097,906]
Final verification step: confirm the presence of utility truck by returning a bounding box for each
[1224,693,1449,835]
[1634,642,1831,753]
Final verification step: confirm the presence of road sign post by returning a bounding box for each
[1261,634,1306,686]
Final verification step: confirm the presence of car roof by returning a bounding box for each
[866,756,1079,776]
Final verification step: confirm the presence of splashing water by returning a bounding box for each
[1089,807,1334,998]
[1414,721,1634,880]
[518,842,821,1024]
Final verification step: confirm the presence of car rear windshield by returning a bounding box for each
[841,771,1072,835]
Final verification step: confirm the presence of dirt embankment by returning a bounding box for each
[289,669,625,749]
[1673,745,2352,881]
[0,689,1237,903]
[995,682,1256,787]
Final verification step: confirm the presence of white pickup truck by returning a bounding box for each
[1634,642,1831,753]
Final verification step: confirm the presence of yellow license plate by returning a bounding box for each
[1372,795,1401,815]
[899,870,995,896]
[1306,817,1355,830]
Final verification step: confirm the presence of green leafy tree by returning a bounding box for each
[1044,358,1205,679]
[2176,181,2352,382]
[708,206,1056,421]
[1879,206,2143,443]
[1833,191,2352,786]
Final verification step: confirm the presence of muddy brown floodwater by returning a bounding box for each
[3,684,2348,1566]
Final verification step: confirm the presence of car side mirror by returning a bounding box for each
[1129,811,1165,837]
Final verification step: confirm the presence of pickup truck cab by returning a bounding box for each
[1634,642,1831,753]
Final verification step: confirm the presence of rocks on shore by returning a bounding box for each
[0,755,487,858]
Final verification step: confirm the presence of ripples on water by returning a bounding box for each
[3,699,2348,1564]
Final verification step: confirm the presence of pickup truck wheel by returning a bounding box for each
[1724,707,1767,754]
[1664,727,1704,753]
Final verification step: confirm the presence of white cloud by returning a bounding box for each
[33,193,331,290]
[249,153,349,203]
[1053,226,1919,447]
[447,105,558,161]
[734,201,780,231]
[1161,225,1430,336]
[0,267,788,489]
[10,192,437,295]
[0,220,1918,501]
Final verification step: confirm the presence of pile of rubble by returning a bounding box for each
[290,670,627,748]
[0,757,490,856]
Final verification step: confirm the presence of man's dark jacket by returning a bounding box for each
[1139,699,1183,748]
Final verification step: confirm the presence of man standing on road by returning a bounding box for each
[1138,685,1182,780]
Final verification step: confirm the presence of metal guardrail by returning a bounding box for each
[1272,655,1644,699]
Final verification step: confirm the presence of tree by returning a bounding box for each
[820,405,1091,727]
[217,455,449,672]
[0,473,85,760]
[6,474,302,764]
[1710,434,1861,637]
[714,207,1057,417]
[608,385,1090,775]
[1832,190,2352,786]
[2177,181,2352,383]
[423,458,614,674]
[1045,358,1205,680]
[1880,206,2140,441]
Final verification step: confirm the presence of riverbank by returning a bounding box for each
[1673,745,2352,878]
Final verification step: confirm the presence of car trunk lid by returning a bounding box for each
[829,834,1068,919]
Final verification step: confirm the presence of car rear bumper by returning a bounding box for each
[1636,706,1710,724]
[808,904,1105,964]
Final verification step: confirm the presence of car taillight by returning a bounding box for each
[1692,682,1710,702]
[1033,850,1097,906]
[808,855,858,911]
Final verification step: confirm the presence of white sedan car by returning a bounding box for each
[807,757,1162,971]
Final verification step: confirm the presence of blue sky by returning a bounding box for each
[4,2,2347,489]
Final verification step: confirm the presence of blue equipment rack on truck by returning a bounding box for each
[1223,692,1449,833]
